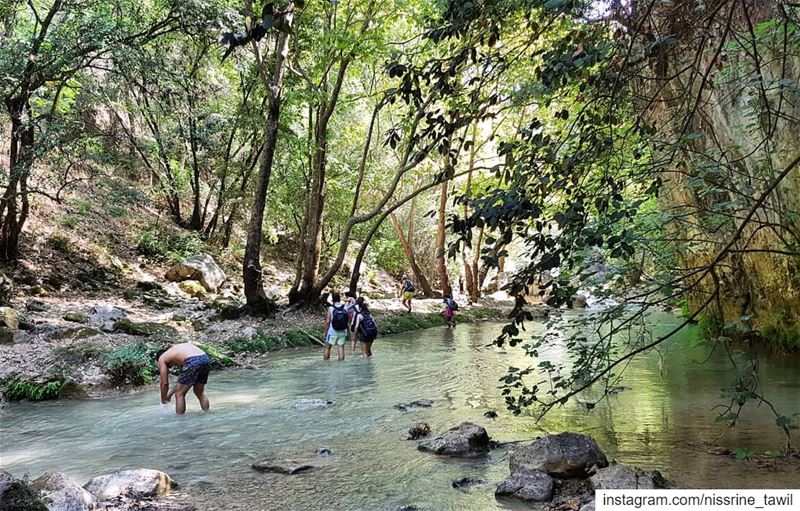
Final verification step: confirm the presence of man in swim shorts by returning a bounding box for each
[324,292,349,361]
[156,343,211,414]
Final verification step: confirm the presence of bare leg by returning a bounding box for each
[323,343,332,360]
[193,383,210,411]
[351,336,357,353]
[174,383,191,415]
[361,341,372,358]
[337,345,345,361]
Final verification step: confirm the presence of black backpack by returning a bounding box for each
[447,298,459,311]
[331,305,349,331]
[358,313,379,342]
[403,281,415,292]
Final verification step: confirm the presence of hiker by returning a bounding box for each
[443,294,458,328]
[156,343,211,415]
[352,297,379,358]
[344,290,361,353]
[401,276,415,313]
[324,292,349,361]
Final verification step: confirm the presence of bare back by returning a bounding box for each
[160,342,205,367]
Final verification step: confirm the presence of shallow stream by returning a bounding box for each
[1,313,798,510]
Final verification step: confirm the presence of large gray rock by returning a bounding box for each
[30,472,95,511]
[251,460,314,475]
[89,306,126,332]
[417,422,490,457]
[495,471,554,502]
[0,471,48,511]
[165,255,226,292]
[590,464,666,489]
[0,469,15,497]
[510,432,608,478]
[83,469,174,501]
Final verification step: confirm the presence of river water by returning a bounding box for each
[1,312,798,510]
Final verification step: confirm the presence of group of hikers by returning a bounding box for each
[157,276,458,414]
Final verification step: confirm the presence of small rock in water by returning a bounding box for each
[483,410,498,419]
[396,506,421,511]
[417,422,490,457]
[315,448,333,457]
[394,399,434,412]
[510,432,608,478]
[407,423,431,440]
[590,464,666,489]
[608,386,632,395]
[291,398,334,410]
[452,477,487,492]
[251,460,314,475]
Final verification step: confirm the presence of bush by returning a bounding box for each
[371,237,407,276]
[136,228,208,264]
[196,343,235,369]
[59,215,78,229]
[3,378,63,401]
[105,342,161,385]
[46,233,73,252]
[224,333,284,354]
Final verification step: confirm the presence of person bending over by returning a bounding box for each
[157,343,211,415]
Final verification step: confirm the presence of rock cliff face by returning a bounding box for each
[644,0,800,346]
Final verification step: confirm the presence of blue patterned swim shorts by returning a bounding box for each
[178,354,211,385]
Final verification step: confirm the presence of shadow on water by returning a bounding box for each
[1,313,798,510]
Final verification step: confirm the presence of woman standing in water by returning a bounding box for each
[351,297,379,358]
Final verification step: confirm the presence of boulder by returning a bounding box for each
[26,299,48,312]
[112,320,177,337]
[0,326,14,345]
[57,381,89,400]
[510,432,608,478]
[0,306,19,329]
[178,281,206,298]
[83,469,174,501]
[290,399,334,410]
[417,422,490,457]
[571,295,588,308]
[165,255,226,292]
[63,313,89,324]
[495,471,554,502]
[89,306,126,332]
[452,477,487,492]
[0,471,48,511]
[0,273,13,305]
[590,464,666,490]
[394,399,434,412]
[251,460,313,475]
[30,472,95,511]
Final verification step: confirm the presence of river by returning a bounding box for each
[1,312,798,510]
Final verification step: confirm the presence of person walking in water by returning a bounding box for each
[352,297,379,358]
[401,276,415,313]
[156,343,211,415]
[344,290,361,354]
[443,294,458,328]
[324,292,350,361]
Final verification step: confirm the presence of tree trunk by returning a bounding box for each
[242,7,294,313]
[436,180,452,296]
[0,101,32,260]
[389,212,435,296]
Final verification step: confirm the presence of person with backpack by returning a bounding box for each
[344,290,361,353]
[443,294,458,328]
[324,292,350,361]
[352,297,379,358]
[401,276,415,313]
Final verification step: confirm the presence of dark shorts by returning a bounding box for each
[178,354,211,386]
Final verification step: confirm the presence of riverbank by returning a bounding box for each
[0,292,536,403]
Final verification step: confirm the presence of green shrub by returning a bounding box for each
[46,233,73,252]
[105,342,161,385]
[197,343,235,369]
[283,330,315,347]
[59,215,78,229]
[136,230,168,258]
[136,228,208,264]
[371,237,407,276]
[3,378,63,401]
[224,333,284,354]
